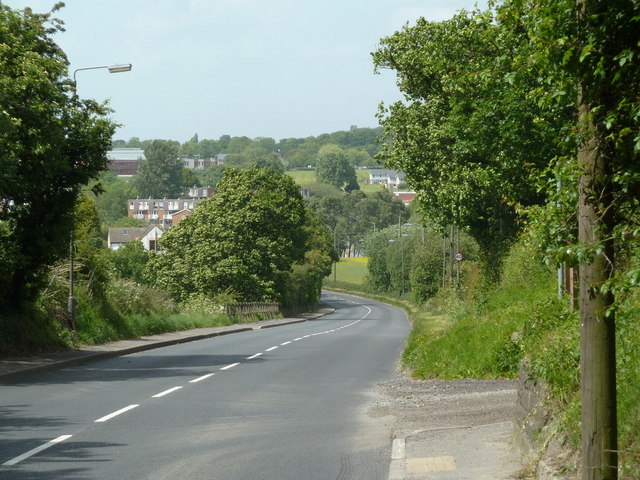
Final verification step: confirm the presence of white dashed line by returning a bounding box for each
[190,373,215,383]
[220,362,240,371]
[152,386,183,398]
[2,303,372,468]
[2,435,73,466]
[95,404,139,423]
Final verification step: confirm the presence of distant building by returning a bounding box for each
[127,190,214,228]
[108,225,164,251]
[393,191,417,205]
[182,154,226,170]
[106,148,146,176]
[187,186,215,199]
[367,169,407,190]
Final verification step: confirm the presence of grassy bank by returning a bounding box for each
[325,240,639,478]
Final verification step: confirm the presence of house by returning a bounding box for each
[127,189,213,228]
[108,225,164,251]
[187,186,214,199]
[106,148,146,177]
[368,169,407,190]
[393,191,417,205]
[170,209,192,226]
[182,154,226,170]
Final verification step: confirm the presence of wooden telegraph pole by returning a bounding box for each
[576,2,618,473]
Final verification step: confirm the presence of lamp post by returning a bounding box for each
[68,62,132,327]
[73,63,132,87]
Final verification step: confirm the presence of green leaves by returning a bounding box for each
[0,5,116,306]
[314,144,359,191]
[148,168,310,303]
[373,9,562,274]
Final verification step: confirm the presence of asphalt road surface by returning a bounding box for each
[0,292,409,480]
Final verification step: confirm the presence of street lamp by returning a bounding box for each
[68,62,132,327]
[73,63,132,87]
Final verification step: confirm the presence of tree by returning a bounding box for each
[314,144,359,191]
[89,172,136,224]
[148,168,308,303]
[372,10,562,278]
[109,241,149,284]
[199,164,226,188]
[0,4,116,310]
[134,140,182,197]
[281,210,337,308]
[346,148,372,167]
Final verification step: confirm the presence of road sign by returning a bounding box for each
[454,252,463,262]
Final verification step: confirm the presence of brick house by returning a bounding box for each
[393,191,417,205]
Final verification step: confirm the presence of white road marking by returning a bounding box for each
[220,362,240,370]
[280,341,292,346]
[95,404,139,423]
[152,386,183,398]
[2,435,73,466]
[247,353,263,360]
[293,337,303,341]
[265,346,278,352]
[190,373,215,383]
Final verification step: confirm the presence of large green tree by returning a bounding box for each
[372,10,563,277]
[314,144,359,191]
[148,168,309,303]
[0,4,116,308]
[134,140,182,197]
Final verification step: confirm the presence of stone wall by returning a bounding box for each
[516,360,579,479]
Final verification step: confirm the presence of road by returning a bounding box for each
[0,292,409,479]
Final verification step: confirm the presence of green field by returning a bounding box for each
[286,169,386,194]
[324,257,369,287]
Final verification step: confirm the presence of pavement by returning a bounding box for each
[0,306,525,480]
[376,376,525,480]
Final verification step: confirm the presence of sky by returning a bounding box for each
[4,0,485,143]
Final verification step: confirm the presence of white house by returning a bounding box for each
[108,225,164,251]
[368,169,407,190]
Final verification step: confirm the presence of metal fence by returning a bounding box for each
[224,302,280,320]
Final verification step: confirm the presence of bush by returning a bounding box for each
[106,279,177,317]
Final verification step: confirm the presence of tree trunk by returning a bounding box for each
[577,87,618,480]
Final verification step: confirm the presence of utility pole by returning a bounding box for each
[442,233,447,288]
[449,225,454,287]
[576,8,618,475]
[68,232,76,329]
[456,226,460,287]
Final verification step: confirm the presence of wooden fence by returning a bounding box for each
[224,302,280,320]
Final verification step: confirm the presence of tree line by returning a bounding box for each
[113,125,383,173]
